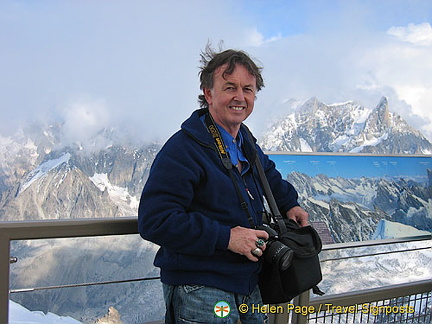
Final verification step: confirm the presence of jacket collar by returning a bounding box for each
[181,108,258,161]
[181,108,213,146]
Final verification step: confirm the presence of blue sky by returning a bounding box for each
[1,0,432,145]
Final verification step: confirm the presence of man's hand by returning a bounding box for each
[286,206,309,227]
[227,226,269,262]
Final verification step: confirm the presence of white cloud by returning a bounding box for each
[388,22,432,46]
[365,24,432,139]
[61,99,112,149]
[245,28,283,47]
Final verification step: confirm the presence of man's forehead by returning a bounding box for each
[215,63,256,83]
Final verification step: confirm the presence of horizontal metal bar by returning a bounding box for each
[0,217,138,241]
[10,276,160,293]
[320,245,431,262]
[322,234,432,251]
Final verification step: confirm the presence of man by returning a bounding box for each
[138,46,308,323]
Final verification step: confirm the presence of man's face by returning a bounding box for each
[204,63,257,137]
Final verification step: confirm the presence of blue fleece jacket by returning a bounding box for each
[138,108,300,295]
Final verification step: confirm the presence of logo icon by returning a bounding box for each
[214,301,230,318]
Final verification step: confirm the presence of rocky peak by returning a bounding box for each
[364,96,391,138]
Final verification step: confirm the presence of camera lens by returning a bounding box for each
[278,248,294,271]
[265,241,294,271]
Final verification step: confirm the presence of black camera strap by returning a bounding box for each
[204,113,256,228]
[243,125,287,234]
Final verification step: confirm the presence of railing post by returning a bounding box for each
[0,233,10,324]
[270,303,289,324]
[291,291,310,324]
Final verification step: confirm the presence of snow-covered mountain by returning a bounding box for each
[0,124,160,221]
[1,96,430,222]
[260,97,432,154]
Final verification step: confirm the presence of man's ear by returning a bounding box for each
[203,88,213,106]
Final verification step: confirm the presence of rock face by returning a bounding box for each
[95,307,122,324]
[260,97,432,154]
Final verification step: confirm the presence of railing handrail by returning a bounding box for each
[0,217,138,240]
[322,234,432,251]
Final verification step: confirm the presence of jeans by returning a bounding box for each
[163,283,268,323]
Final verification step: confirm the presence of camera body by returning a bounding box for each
[257,224,294,271]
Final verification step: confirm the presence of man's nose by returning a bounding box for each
[233,89,245,101]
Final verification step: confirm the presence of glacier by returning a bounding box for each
[19,153,71,194]
[90,172,140,212]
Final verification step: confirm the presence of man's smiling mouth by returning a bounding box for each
[230,106,245,111]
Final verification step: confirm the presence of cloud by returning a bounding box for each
[60,99,112,150]
[388,22,432,46]
[365,23,432,138]
[0,0,243,141]
[246,28,283,47]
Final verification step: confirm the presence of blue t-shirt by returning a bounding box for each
[216,124,250,175]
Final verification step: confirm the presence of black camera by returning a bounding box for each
[257,224,294,271]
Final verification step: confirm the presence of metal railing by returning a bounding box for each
[1,218,431,324]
